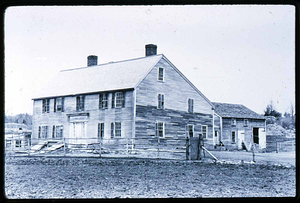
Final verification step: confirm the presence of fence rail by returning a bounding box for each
[5,136,202,160]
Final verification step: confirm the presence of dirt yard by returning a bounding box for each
[5,156,296,198]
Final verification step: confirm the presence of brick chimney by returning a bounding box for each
[87,55,98,66]
[145,44,157,56]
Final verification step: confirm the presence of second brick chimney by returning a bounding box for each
[145,44,157,56]
[87,55,98,66]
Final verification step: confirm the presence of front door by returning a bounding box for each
[69,122,86,144]
[237,130,245,149]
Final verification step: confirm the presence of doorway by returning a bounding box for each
[253,127,259,144]
[69,122,87,144]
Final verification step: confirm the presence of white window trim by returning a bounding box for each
[231,118,237,126]
[188,98,194,113]
[156,121,165,138]
[202,125,208,139]
[157,93,165,109]
[115,92,125,108]
[157,67,165,82]
[187,124,194,138]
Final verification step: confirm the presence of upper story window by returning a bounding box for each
[158,94,164,109]
[231,118,236,126]
[244,119,249,127]
[188,99,194,113]
[112,92,125,108]
[99,93,108,109]
[42,99,50,113]
[158,67,164,81]
[76,96,85,111]
[155,122,165,137]
[54,97,64,112]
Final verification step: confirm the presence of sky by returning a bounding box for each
[4,5,295,116]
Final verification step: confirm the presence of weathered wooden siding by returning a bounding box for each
[32,90,134,144]
[136,57,213,115]
[135,105,213,138]
[221,118,265,147]
[135,57,214,139]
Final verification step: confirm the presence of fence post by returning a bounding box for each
[197,134,203,160]
[157,136,160,159]
[126,137,129,157]
[99,137,102,158]
[63,138,66,156]
[186,137,189,160]
[27,138,30,156]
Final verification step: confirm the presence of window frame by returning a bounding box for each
[188,98,194,113]
[99,93,108,109]
[158,67,164,81]
[52,125,64,138]
[54,97,64,112]
[157,93,165,109]
[42,99,50,113]
[76,95,85,111]
[231,131,236,143]
[187,124,194,138]
[115,122,121,137]
[98,123,105,138]
[231,118,237,126]
[202,125,208,139]
[244,119,249,127]
[155,122,165,138]
[115,92,125,108]
[39,125,49,139]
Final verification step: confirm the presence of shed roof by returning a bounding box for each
[212,102,265,119]
[33,54,163,99]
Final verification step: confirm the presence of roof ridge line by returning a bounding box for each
[61,54,164,72]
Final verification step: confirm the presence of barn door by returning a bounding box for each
[237,130,245,150]
[259,128,266,149]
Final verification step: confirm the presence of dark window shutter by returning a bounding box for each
[112,93,115,108]
[122,92,125,108]
[98,123,100,138]
[54,98,56,112]
[99,94,103,109]
[155,122,158,137]
[111,123,114,138]
[162,94,164,109]
[52,125,55,138]
[76,97,79,111]
[62,97,64,112]
[38,126,41,138]
[82,96,85,111]
[158,94,161,108]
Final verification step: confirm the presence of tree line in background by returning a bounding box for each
[264,100,295,130]
[5,113,32,129]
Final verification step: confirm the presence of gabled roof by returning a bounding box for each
[33,54,163,99]
[212,102,265,119]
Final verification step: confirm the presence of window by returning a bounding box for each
[158,67,164,81]
[231,118,236,126]
[111,122,121,138]
[115,122,121,137]
[244,119,248,127]
[98,123,104,138]
[54,97,64,112]
[202,125,207,139]
[112,93,115,108]
[76,96,85,111]
[15,140,22,147]
[155,122,165,137]
[187,125,194,137]
[231,131,236,143]
[52,125,63,138]
[158,94,164,109]
[38,126,48,139]
[188,99,194,113]
[42,99,50,113]
[99,93,108,109]
[253,128,259,144]
[115,92,125,108]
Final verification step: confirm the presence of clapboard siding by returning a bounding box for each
[136,57,213,115]
[32,90,134,143]
[135,105,213,138]
[135,57,214,138]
